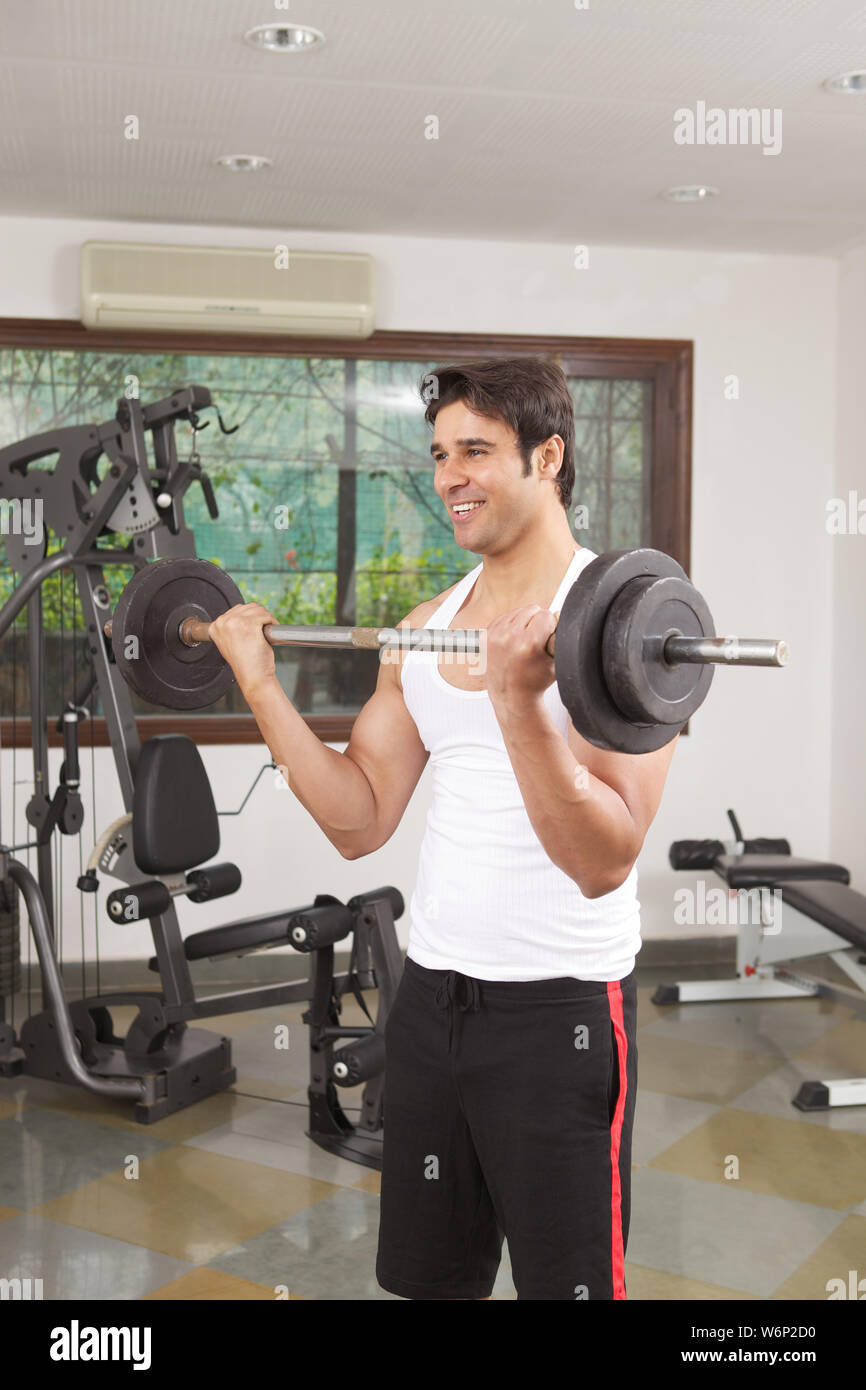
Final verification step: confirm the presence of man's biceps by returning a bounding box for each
[565,718,619,771]
[566,722,673,812]
[352,679,423,762]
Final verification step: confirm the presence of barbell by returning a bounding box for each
[103,550,788,754]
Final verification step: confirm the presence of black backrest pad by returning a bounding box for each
[779,879,866,953]
[133,735,220,874]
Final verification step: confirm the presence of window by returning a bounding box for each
[0,325,691,745]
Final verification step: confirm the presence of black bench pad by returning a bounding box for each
[715,854,850,889]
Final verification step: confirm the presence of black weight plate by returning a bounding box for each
[555,549,690,754]
[603,574,715,726]
[111,558,244,710]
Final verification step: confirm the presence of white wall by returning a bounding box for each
[830,246,866,875]
[0,214,844,963]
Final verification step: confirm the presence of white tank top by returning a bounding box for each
[401,546,641,982]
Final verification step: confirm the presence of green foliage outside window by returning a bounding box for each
[0,347,650,715]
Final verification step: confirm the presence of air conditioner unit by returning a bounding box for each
[80,241,376,337]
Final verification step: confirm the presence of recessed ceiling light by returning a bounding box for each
[214,154,273,173]
[243,23,325,53]
[662,184,719,203]
[822,71,866,94]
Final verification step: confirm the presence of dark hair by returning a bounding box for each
[420,356,575,510]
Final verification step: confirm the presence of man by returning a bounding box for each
[208,357,676,1300]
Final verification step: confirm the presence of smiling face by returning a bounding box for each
[430,399,563,555]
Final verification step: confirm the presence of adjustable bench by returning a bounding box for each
[658,811,866,1111]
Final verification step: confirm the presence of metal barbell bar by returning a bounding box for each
[102,614,787,667]
[103,550,789,752]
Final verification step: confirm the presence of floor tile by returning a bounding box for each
[143,1267,297,1299]
[626,1169,844,1297]
[636,984,673,1029]
[633,1089,721,1165]
[491,1244,516,1300]
[0,1212,191,1299]
[636,1032,784,1104]
[0,1074,267,1140]
[231,1078,305,1103]
[490,1284,517,1299]
[34,1146,342,1263]
[0,1107,172,1209]
[229,1025,312,1089]
[4,964,863,1302]
[770,1214,866,1300]
[647,1107,866,1209]
[624,1263,763,1300]
[787,1017,866,1069]
[209,1186,398,1300]
[179,1008,286,1037]
[729,1060,866,1135]
[185,1098,380,1187]
[642,995,853,1058]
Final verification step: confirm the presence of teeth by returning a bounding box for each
[453,501,483,513]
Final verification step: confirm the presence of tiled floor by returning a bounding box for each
[0,963,864,1300]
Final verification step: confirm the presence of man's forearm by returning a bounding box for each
[241,675,376,852]
[494,696,637,897]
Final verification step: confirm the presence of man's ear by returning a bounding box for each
[537,434,565,481]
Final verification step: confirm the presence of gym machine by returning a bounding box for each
[0,385,402,1166]
[660,809,866,1111]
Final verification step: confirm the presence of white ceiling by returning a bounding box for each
[1,0,866,254]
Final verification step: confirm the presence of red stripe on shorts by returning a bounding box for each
[606,979,628,1300]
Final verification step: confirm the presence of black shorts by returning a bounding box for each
[376,955,637,1301]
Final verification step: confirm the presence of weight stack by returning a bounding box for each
[0,880,20,997]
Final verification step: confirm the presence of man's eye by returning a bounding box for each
[434,450,486,462]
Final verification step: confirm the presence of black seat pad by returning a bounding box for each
[715,854,850,889]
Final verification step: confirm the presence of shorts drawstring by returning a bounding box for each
[434,971,481,1052]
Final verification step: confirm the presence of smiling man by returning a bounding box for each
[208,356,677,1301]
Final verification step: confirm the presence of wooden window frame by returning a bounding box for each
[0,319,692,748]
